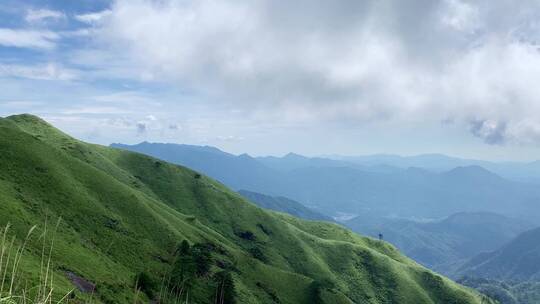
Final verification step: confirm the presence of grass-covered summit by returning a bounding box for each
[0,114,493,303]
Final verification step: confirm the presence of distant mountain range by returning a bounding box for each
[111,142,281,192]
[328,154,540,184]
[257,152,364,172]
[111,142,540,222]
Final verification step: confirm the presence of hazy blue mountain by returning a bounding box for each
[457,227,540,282]
[111,143,540,221]
[456,228,540,304]
[329,154,540,184]
[329,153,481,171]
[258,152,403,174]
[256,152,359,172]
[238,190,334,222]
[345,212,533,271]
[277,165,540,221]
[110,142,286,192]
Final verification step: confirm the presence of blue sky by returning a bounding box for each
[2,0,540,161]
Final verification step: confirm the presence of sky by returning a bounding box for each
[2,0,540,161]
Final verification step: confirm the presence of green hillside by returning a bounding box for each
[0,114,494,304]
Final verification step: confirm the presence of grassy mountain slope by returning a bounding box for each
[0,114,493,303]
[238,190,334,222]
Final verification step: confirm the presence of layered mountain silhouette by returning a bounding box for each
[331,154,540,184]
[112,142,540,221]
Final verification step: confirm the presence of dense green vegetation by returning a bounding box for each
[0,114,494,303]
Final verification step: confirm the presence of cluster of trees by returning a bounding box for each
[134,240,237,303]
[169,240,236,304]
[170,240,213,283]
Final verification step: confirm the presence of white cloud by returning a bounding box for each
[59,28,95,38]
[8,0,540,148]
[75,10,112,24]
[33,0,540,146]
[61,106,131,115]
[0,100,43,108]
[25,9,65,23]
[441,0,480,33]
[0,28,59,49]
[0,63,78,81]
[91,91,160,106]
[216,135,244,142]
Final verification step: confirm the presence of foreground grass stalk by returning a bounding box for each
[0,223,73,304]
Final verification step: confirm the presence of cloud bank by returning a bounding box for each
[2,0,540,152]
[79,0,540,145]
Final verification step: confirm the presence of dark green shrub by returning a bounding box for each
[192,243,213,276]
[134,272,157,299]
[256,223,271,235]
[237,230,256,241]
[214,271,237,304]
[175,240,191,256]
[248,246,267,263]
